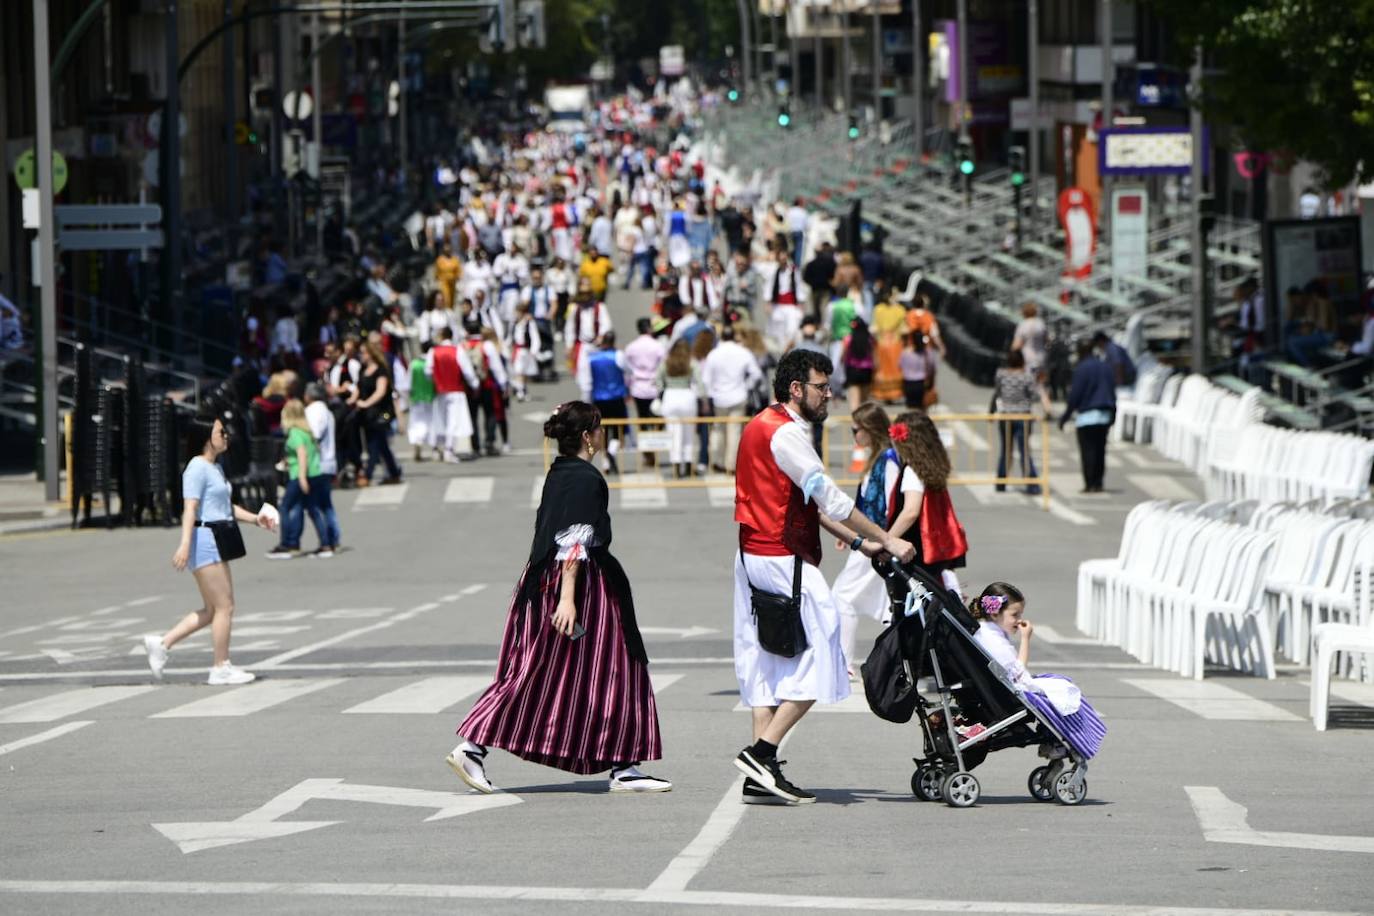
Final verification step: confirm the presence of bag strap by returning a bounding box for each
[738,527,804,606]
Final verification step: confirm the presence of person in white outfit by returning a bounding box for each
[425,328,480,461]
[699,326,762,473]
[730,349,916,805]
[830,403,922,674]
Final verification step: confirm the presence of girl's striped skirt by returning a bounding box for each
[1023,674,1107,759]
[457,559,663,775]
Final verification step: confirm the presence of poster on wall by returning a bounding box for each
[1265,216,1363,340]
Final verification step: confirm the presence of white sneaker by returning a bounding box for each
[445,741,496,794]
[500,442,512,455]
[207,663,256,686]
[609,765,672,793]
[142,635,168,680]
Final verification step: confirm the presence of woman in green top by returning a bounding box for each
[267,398,322,559]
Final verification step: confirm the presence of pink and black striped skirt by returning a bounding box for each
[457,559,663,774]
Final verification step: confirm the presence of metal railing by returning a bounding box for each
[541,411,1051,509]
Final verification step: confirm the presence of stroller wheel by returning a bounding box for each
[1053,768,1088,806]
[1027,766,1054,802]
[911,765,942,802]
[940,771,980,808]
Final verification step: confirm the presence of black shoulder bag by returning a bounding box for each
[740,533,808,658]
[201,520,247,561]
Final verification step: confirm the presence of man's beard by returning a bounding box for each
[798,398,828,425]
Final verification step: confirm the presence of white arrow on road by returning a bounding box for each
[1186,786,1374,854]
[638,626,718,639]
[154,778,521,854]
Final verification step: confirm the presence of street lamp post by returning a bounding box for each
[735,0,752,99]
[1028,0,1039,230]
[32,0,60,501]
[871,0,881,120]
[912,0,922,171]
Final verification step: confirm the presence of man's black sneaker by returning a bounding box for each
[733,749,816,804]
[742,777,792,805]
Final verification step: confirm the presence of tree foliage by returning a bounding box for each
[1144,0,1374,188]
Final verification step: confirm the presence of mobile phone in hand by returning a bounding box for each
[569,622,586,641]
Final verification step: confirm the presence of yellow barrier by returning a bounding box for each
[541,410,1053,510]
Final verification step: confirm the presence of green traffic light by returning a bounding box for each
[777,113,791,127]
[728,89,739,102]
[248,131,259,144]
[959,160,974,176]
[848,127,859,140]
[1011,172,1025,186]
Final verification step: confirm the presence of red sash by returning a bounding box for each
[919,489,968,565]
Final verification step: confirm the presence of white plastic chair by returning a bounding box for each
[1311,563,1374,730]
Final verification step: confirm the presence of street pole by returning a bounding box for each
[33,0,59,501]
[955,0,968,142]
[223,0,238,261]
[1100,0,1113,243]
[912,0,922,170]
[1027,0,1039,230]
[840,7,850,113]
[735,0,752,99]
[398,8,407,187]
[788,1,799,100]
[312,11,324,257]
[768,4,778,86]
[813,29,821,111]
[162,0,184,356]
[751,1,764,96]
[871,0,881,120]
[1189,44,1208,374]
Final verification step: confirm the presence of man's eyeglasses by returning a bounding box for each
[803,382,832,395]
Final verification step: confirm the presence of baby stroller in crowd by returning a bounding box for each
[862,560,1099,808]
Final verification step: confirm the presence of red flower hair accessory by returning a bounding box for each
[888,422,910,443]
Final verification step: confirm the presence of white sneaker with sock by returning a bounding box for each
[445,741,495,794]
[142,635,168,680]
[609,765,672,793]
[207,663,255,686]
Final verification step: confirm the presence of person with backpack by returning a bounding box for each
[841,317,876,412]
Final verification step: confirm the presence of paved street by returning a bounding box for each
[1,288,1371,915]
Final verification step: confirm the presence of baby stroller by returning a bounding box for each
[863,559,1093,808]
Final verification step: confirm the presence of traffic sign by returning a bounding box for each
[12,149,68,194]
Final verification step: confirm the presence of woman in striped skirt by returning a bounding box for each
[447,401,670,793]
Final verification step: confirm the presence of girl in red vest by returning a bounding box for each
[885,410,968,598]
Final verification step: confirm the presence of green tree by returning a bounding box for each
[1145,0,1374,187]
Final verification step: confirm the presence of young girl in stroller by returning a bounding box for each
[969,581,1106,761]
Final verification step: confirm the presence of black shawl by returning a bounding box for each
[518,456,647,664]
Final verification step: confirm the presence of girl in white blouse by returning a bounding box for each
[968,582,1082,716]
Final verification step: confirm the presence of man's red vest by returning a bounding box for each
[734,404,821,566]
[430,345,466,394]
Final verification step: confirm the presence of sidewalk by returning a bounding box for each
[0,472,73,535]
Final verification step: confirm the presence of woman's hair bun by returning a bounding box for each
[543,408,569,440]
[544,401,602,456]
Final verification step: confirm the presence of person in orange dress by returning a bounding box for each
[870,290,907,403]
[434,243,462,308]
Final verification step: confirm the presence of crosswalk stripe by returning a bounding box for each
[1047,498,1096,526]
[530,475,545,510]
[618,473,668,510]
[353,483,408,510]
[704,475,735,509]
[444,477,494,504]
[1121,450,1150,468]
[1122,678,1301,721]
[1127,473,1198,501]
[0,721,94,756]
[0,685,158,723]
[150,678,345,719]
[650,673,684,695]
[733,691,870,713]
[342,676,490,714]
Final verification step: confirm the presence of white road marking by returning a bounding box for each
[0,882,1355,915]
[732,692,871,713]
[342,676,491,714]
[649,673,683,695]
[1047,498,1097,526]
[1127,473,1198,501]
[530,474,545,509]
[123,596,164,608]
[618,473,668,510]
[352,483,409,510]
[228,626,312,638]
[0,721,94,756]
[1120,450,1149,468]
[647,776,747,892]
[639,627,718,639]
[929,405,988,452]
[1123,679,1302,721]
[153,778,522,854]
[1035,625,1105,646]
[443,477,494,503]
[705,475,735,509]
[0,685,158,723]
[87,605,124,616]
[253,594,462,670]
[315,607,393,620]
[151,679,345,719]
[1186,786,1374,854]
[234,611,313,623]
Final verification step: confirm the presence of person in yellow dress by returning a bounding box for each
[870,289,907,403]
[434,242,462,308]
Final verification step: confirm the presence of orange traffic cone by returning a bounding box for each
[848,446,868,474]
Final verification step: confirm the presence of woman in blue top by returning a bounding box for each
[140,417,277,686]
[830,403,923,675]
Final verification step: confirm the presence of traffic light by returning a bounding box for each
[1008,145,1026,186]
[847,114,860,141]
[727,87,740,103]
[955,140,975,177]
[777,103,791,128]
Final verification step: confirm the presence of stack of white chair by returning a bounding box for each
[1206,425,1374,505]
[1311,566,1374,730]
[1114,363,1174,444]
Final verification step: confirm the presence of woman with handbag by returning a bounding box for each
[350,340,403,486]
[140,416,278,685]
[447,401,670,794]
